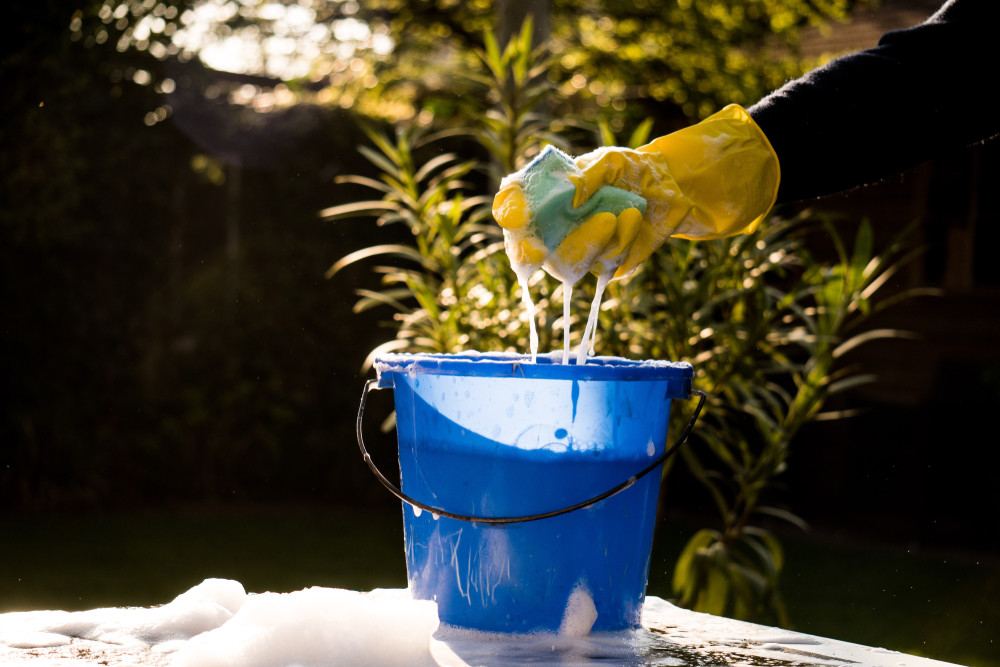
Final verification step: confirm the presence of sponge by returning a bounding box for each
[493,145,647,279]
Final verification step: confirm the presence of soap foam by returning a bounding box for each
[171,586,439,667]
[0,578,246,647]
[561,280,572,364]
[558,583,599,638]
[576,272,611,366]
[517,274,540,362]
[0,581,441,667]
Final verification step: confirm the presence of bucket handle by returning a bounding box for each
[356,380,707,524]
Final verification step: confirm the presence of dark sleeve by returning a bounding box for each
[748,0,1000,204]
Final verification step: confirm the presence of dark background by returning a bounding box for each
[3,0,998,557]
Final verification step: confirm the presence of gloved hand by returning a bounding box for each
[492,144,647,285]
[492,104,780,282]
[570,104,780,278]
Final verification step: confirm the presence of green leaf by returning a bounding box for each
[325,244,427,278]
[832,328,919,358]
[319,200,401,221]
[358,143,403,179]
[332,174,397,194]
[673,528,719,594]
[627,118,655,148]
[482,29,501,73]
[739,530,779,578]
[754,506,808,531]
[850,219,874,290]
[597,119,616,148]
[700,564,729,616]
[413,152,462,183]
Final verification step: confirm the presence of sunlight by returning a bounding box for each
[167,0,393,81]
[79,0,399,116]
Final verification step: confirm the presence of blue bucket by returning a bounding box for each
[358,352,702,633]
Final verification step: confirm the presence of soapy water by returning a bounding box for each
[514,272,540,362]
[577,272,611,366]
[514,267,612,367]
[0,579,933,667]
[562,280,573,364]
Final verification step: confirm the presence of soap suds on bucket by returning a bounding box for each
[558,583,599,638]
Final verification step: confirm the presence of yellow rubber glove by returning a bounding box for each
[571,104,780,278]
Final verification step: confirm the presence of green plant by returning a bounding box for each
[322,124,506,364]
[470,18,570,180]
[324,21,567,363]
[325,22,925,625]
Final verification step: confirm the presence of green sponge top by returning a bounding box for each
[517,145,647,252]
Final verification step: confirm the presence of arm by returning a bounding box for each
[749,0,1000,204]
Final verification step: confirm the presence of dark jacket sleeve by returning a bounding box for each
[748,0,1000,204]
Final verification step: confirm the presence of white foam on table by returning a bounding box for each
[0,580,440,667]
[171,586,439,667]
[0,580,965,666]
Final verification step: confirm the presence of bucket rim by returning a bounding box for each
[373,351,693,387]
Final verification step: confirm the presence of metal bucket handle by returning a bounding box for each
[355,379,707,524]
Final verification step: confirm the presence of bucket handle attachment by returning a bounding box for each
[356,380,706,524]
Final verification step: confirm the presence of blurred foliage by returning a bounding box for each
[348,0,864,130]
[549,0,856,121]
[327,21,925,624]
[68,0,865,128]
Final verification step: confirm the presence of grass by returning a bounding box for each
[1,506,996,666]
